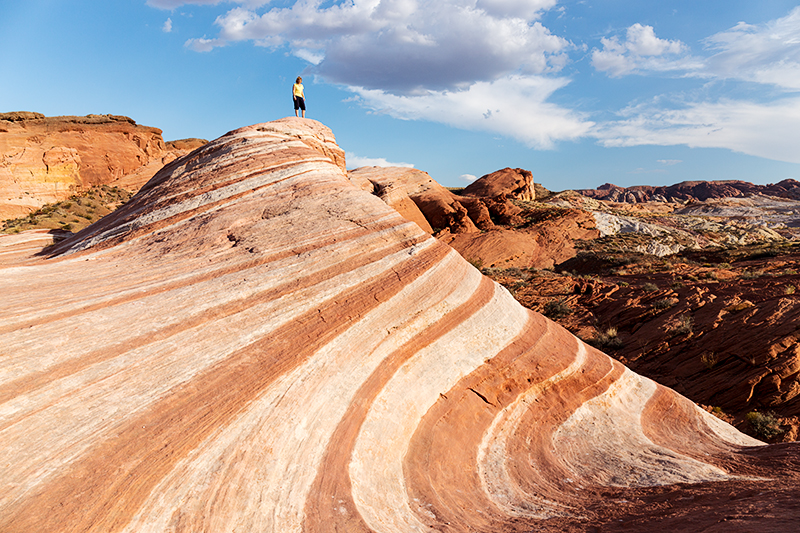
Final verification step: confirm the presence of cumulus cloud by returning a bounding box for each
[202,1,570,93]
[592,8,800,89]
[459,174,478,182]
[594,97,800,164]
[699,6,800,90]
[346,153,415,169]
[350,75,593,149]
[591,23,689,77]
[162,17,173,32]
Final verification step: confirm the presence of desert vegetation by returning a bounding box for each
[1,185,132,235]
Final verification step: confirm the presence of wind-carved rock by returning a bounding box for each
[1,118,796,532]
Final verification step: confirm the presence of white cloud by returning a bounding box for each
[657,159,682,166]
[594,97,800,164]
[184,36,227,52]
[351,75,593,149]
[346,153,415,169]
[476,0,558,20]
[459,174,478,182]
[699,6,800,90]
[293,48,324,65]
[592,23,689,77]
[202,1,570,92]
[162,17,173,32]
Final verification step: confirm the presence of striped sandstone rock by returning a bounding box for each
[0,118,788,533]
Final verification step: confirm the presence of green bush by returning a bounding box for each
[746,411,783,439]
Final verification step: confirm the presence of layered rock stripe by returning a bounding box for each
[0,118,764,532]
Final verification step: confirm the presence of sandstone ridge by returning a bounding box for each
[2,118,799,532]
[0,112,207,219]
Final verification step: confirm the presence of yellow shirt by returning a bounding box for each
[293,83,304,98]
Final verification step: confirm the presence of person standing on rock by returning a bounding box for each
[293,77,306,118]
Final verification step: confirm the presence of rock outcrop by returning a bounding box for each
[0,113,206,219]
[349,166,596,269]
[463,167,535,201]
[1,118,798,532]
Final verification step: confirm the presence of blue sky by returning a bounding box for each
[2,1,800,191]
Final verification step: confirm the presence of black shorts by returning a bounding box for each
[294,96,305,111]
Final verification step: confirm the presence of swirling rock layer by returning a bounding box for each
[1,118,798,532]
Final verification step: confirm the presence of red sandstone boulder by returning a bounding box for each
[462,167,535,201]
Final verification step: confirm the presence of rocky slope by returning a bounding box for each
[0,112,206,219]
[2,118,795,532]
[488,245,800,441]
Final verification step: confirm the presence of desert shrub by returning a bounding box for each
[543,298,572,320]
[785,285,796,295]
[467,258,484,270]
[672,315,693,336]
[589,327,624,350]
[653,298,677,310]
[700,352,718,369]
[641,282,658,292]
[671,281,685,290]
[741,270,764,280]
[746,411,783,439]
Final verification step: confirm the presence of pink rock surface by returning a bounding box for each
[1,117,797,532]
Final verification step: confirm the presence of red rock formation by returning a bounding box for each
[0,113,206,218]
[463,167,535,201]
[350,166,597,268]
[1,117,798,532]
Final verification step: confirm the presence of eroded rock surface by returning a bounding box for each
[0,113,206,218]
[1,118,798,532]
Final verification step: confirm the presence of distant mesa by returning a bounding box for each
[2,117,797,532]
[0,111,207,219]
[578,179,800,204]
